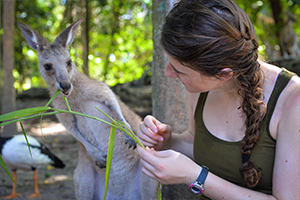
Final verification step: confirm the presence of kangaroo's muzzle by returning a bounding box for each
[58,82,72,95]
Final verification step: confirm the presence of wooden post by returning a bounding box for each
[2,0,18,136]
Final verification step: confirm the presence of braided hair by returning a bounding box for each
[160,0,266,187]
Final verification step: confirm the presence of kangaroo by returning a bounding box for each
[17,18,158,200]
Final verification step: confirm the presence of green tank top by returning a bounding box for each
[193,68,296,198]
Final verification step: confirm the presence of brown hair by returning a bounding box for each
[161,0,266,187]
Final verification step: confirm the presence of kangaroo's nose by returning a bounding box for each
[59,82,71,91]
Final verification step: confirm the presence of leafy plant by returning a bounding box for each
[0,89,161,200]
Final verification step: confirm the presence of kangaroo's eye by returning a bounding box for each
[67,60,72,67]
[44,63,53,71]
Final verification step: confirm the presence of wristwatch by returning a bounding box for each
[189,165,209,194]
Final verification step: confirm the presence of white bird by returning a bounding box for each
[0,134,65,199]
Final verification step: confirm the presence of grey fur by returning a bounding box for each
[18,18,158,200]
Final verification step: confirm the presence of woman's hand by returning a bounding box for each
[137,145,200,185]
[137,115,172,151]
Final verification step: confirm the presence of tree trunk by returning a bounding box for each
[152,0,188,133]
[81,0,89,76]
[0,0,2,113]
[269,0,284,56]
[102,1,121,81]
[2,0,18,136]
[152,1,195,199]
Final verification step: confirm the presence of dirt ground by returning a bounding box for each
[0,118,78,200]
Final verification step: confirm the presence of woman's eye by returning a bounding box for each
[67,60,72,67]
[44,63,53,70]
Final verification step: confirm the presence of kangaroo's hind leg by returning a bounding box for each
[74,143,105,200]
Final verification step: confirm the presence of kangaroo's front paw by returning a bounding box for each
[121,121,137,149]
[124,134,137,149]
[95,154,107,168]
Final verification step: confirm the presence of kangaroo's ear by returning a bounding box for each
[17,22,50,51]
[53,18,83,47]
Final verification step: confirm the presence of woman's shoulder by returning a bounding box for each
[260,60,299,139]
[268,61,300,108]
[280,73,300,111]
[279,73,300,126]
[260,60,299,102]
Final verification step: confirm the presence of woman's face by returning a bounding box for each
[164,53,221,93]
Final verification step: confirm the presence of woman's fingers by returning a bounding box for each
[138,146,173,171]
[137,115,172,150]
[143,115,160,133]
[138,119,164,146]
[137,145,200,185]
[138,146,166,182]
[137,125,158,145]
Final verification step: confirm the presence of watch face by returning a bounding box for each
[191,185,201,193]
[190,183,203,194]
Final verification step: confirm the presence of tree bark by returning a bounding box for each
[152,0,188,134]
[269,0,284,56]
[0,0,2,112]
[2,0,18,136]
[81,0,89,76]
[152,1,195,199]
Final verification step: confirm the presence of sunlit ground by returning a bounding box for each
[29,122,67,135]
[16,120,67,136]
[43,174,71,184]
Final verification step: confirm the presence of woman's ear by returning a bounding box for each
[218,68,233,82]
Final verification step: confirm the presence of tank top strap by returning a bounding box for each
[194,92,208,120]
[262,68,297,136]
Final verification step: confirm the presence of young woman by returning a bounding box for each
[137,0,300,199]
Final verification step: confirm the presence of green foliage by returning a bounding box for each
[14,0,152,92]
[235,0,300,59]
[86,0,153,85]
[9,0,300,92]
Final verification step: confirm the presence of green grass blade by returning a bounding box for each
[45,89,60,107]
[0,107,50,122]
[50,108,118,128]
[94,106,116,123]
[94,106,144,148]
[157,183,162,200]
[122,122,145,148]
[114,121,145,149]
[64,97,72,111]
[0,154,14,184]
[20,122,32,159]
[0,111,60,127]
[104,126,116,200]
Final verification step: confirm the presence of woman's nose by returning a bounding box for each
[164,62,178,78]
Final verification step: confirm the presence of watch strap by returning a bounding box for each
[197,165,209,185]
[189,165,209,194]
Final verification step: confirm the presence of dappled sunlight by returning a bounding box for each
[30,122,67,136]
[44,175,72,184]
[16,121,68,136]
